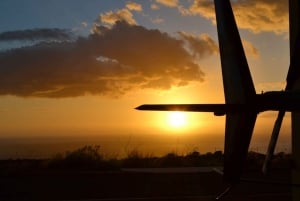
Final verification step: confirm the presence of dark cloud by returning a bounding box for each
[0,28,72,41]
[0,21,211,98]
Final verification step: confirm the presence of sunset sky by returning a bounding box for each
[0,0,292,158]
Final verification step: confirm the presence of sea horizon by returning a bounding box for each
[0,132,291,159]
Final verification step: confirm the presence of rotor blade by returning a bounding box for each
[289,1,300,199]
[223,111,257,184]
[262,110,285,174]
[135,104,226,115]
[263,0,300,175]
[286,0,300,90]
[286,35,300,90]
[214,0,257,184]
[214,0,256,104]
[289,0,300,60]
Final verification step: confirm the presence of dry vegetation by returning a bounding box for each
[0,145,292,172]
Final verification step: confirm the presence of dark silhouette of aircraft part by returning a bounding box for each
[263,0,300,176]
[289,1,300,200]
[263,4,300,201]
[136,0,300,199]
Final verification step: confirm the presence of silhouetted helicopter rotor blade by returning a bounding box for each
[286,29,300,92]
[136,104,226,114]
[264,0,300,175]
[214,0,257,184]
[288,0,300,88]
[263,110,285,174]
[288,1,300,199]
[214,1,256,104]
[263,38,300,173]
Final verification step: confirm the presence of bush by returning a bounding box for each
[47,145,119,170]
[160,152,184,167]
[122,149,158,168]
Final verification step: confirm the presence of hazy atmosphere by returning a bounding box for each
[0,0,292,159]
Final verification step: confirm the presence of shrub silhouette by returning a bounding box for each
[122,149,158,168]
[48,145,119,170]
[160,152,183,167]
[44,146,291,170]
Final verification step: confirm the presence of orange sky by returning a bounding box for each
[0,0,293,158]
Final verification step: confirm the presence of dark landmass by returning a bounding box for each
[0,168,292,201]
[0,146,293,201]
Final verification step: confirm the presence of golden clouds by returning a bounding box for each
[97,2,143,26]
[99,0,288,34]
[126,2,143,12]
[231,0,288,34]
[152,0,192,16]
[99,9,137,25]
[151,4,160,10]
[190,0,288,34]
[155,0,179,7]
[190,0,215,21]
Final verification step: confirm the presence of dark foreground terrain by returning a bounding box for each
[0,168,291,201]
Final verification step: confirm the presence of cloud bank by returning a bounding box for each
[0,21,218,98]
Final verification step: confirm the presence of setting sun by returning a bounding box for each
[167,112,187,128]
